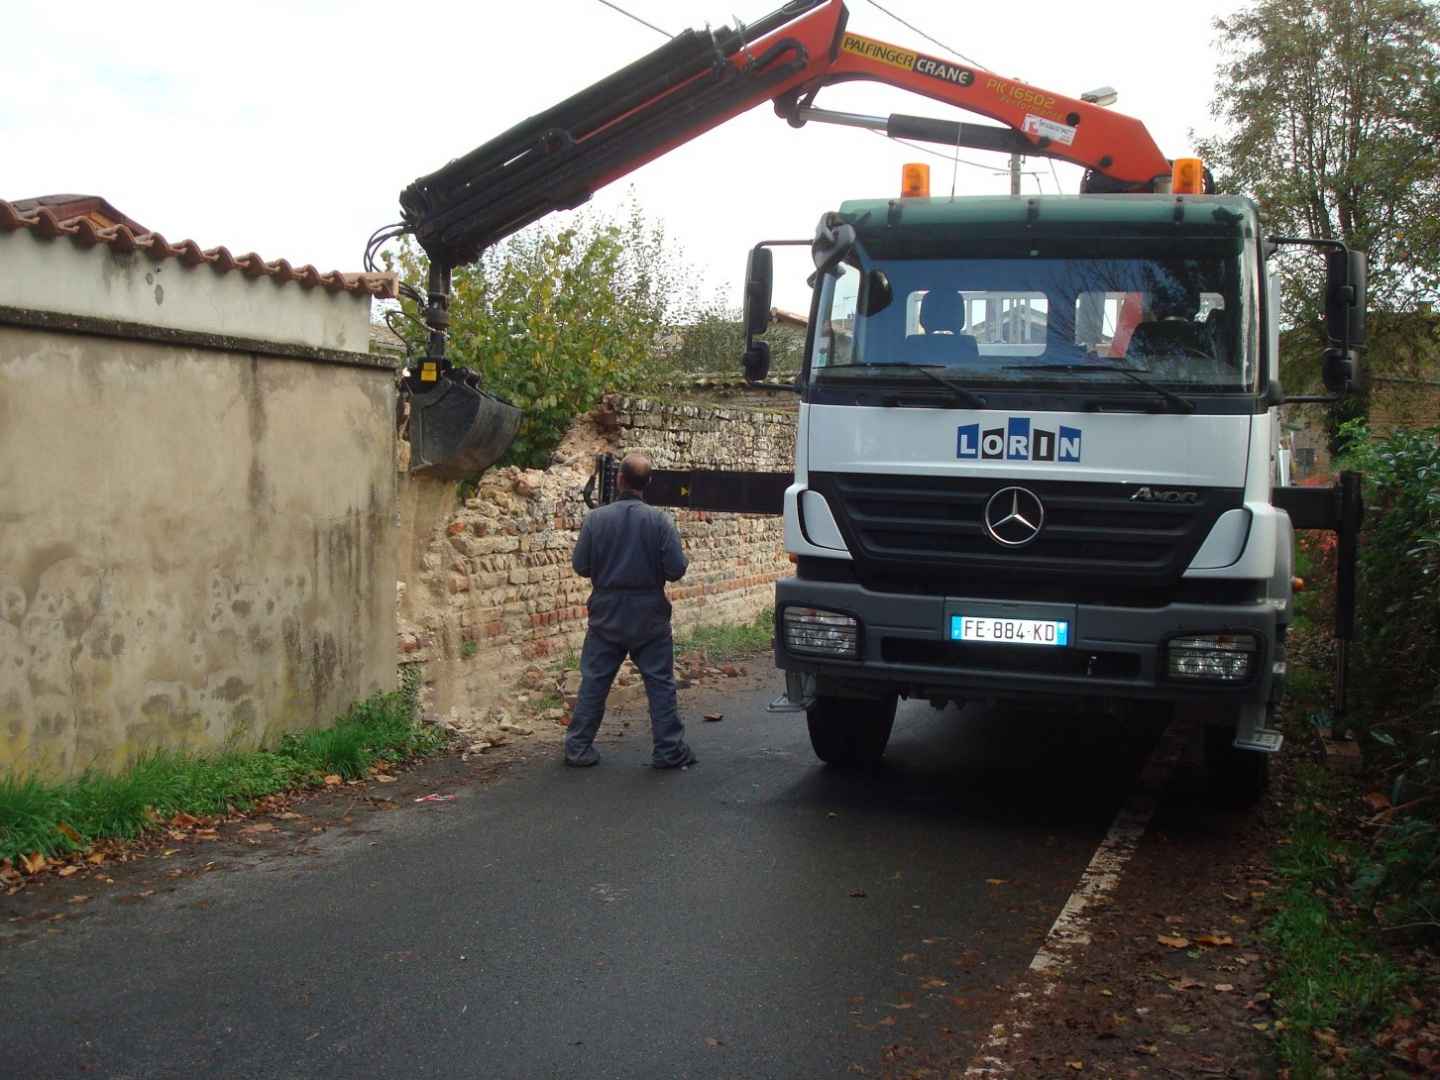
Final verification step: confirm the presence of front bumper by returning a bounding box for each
[775,577,1280,704]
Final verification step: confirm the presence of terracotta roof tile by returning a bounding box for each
[0,197,397,300]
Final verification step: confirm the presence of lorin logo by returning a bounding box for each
[957,418,1083,464]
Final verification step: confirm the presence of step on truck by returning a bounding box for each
[381,0,1367,799]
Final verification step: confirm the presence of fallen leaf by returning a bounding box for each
[272,811,302,820]
[170,812,201,827]
[948,996,969,1008]
[877,1016,896,1027]
[1215,983,1235,993]
[194,829,219,839]
[161,849,179,857]
[1170,977,1204,991]
[1135,1043,1159,1057]
[1157,935,1191,949]
[240,822,275,833]
[1066,1061,1084,1071]
[1195,934,1234,948]
[985,879,1008,886]
[848,888,867,898]
[57,865,80,878]
[920,937,947,944]
[324,774,343,786]
[1164,914,1185,925]
[703,713,723,723]
[20,852,45,874]
[848,995,865,1005]
[56,822,82,844]
[899,952,920,962]
[704,1037,722,1048]
[921,977,948,989]
[67,895,90,904]
[87,853,106,865]
[374,774,397,783]
[1362,791,1392,813]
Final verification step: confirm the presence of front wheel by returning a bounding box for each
[806,694,898,768]
[1205,722,1270,805]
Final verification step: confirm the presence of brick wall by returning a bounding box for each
[397,394,797,718]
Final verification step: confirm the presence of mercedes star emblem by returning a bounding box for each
[983,486,1045,547]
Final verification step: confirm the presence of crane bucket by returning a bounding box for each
[406,371,522,480]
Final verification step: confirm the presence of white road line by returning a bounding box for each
[964,726,1183,1077]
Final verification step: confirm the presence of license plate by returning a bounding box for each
[949,615,1069,647]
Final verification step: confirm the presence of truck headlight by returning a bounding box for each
[1167,633,1257,681]
[783,607,859,659]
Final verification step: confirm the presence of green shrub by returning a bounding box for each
[387,199,716,469]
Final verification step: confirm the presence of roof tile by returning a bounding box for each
[0,197,397,300]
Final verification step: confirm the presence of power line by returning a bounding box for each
[866,129,1000,172]
[1047,156,1065,195]
[864,0,988,70]
[594,0,672,39]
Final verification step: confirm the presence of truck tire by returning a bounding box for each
[806,694,897,767]
[1205,722,1269,805]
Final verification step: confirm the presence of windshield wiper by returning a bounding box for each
[1001,364,1195,414]
[821,363,988,408]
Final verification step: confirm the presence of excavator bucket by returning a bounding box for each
[406,369,521,480]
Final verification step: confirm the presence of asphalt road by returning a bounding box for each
[1,682,1165,1079]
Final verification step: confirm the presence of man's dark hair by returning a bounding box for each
[620,454,652,491]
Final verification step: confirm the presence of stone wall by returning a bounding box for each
[396,394,797,718]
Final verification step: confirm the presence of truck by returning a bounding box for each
[386,0,1367,800]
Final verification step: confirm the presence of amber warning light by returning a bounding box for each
[901,162,930,198]
[1171,157,1205,195]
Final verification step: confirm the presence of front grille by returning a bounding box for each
[808,472,1243,594]
[882,638,1141,679]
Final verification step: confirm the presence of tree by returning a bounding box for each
[387,200,712,468]
[665,305,807,377]
[1199,0,1440,330]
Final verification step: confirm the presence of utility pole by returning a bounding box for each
[1009,152,1022,195]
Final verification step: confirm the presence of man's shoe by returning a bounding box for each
[651,747,698,770]
[565,751,600,767]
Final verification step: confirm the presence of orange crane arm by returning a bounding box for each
[400,0,1172,269]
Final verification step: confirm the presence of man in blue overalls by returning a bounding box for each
[565,453,697,769]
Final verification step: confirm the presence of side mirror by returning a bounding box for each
[743,340,771,384]
[743,247,773,338]
[1322,347,1359,394]
[1325,248,1368,349]
[811,219,857,280]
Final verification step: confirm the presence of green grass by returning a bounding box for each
[675,606,773,663]
[1265,766,1409,1076]
[0,669,447,865]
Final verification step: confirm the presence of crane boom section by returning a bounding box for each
[400,0,1171,267]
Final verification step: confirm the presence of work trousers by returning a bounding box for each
[564,627,690,767]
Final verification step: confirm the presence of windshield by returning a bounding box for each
[810,253,1256,392]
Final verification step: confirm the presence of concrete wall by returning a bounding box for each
[0,228,376,353]
[0,324,398,778]
[397,394,797,719]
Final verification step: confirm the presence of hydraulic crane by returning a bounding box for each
[381,0,1371,798]
[386,0,1181,478]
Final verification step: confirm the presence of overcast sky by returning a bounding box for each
[4,0,1241,313]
